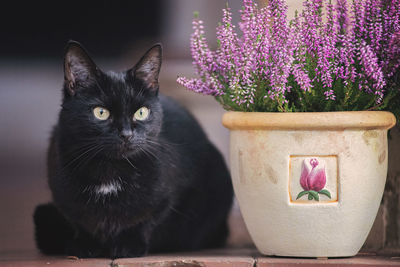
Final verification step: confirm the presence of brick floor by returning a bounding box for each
[257,254,400,267]
[0,250,111,267]
[1,249,400,267]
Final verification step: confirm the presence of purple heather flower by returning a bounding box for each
[358,40,386,101]
[387,31,400,78]
[177,0,400,112]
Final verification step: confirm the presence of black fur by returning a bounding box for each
[34,41,233,258]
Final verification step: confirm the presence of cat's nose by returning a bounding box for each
[119,129,133,141]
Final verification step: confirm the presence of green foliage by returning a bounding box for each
[319,189,332,199]
[296,190,309,200]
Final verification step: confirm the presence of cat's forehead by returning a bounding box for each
[101,71,134,95]
[106,70,125,80]
[96,71,151,107]
[104,71,128,87]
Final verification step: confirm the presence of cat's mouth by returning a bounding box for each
[115,141,143,159]
[118,143,135,157]
[103,139,149,160]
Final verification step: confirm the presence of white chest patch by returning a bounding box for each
[94,180,122,196]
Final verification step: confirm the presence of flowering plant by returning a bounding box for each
[177,0,400,118]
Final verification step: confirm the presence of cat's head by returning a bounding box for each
[59,41,163,160]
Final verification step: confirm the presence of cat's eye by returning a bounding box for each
[134,107,150,121]
[93,107,110,120]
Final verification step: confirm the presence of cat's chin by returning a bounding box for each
[108,146,142,160]
[120,149,142,159]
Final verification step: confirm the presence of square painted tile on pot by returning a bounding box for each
[289,155,338,204]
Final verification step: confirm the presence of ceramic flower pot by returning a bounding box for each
[222,111,396,257]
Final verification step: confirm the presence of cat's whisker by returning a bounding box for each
[79,145,106,170]
[64,141,99,155]
[169,206,192,220]
[143,140,168,150]
[143,139,182,160]
[140,143,178,166]
[59,143,102,173]
[145,139,178,151]
[147,137,186,147]
[137,145,159,161]
[142,140,170,155]
[123,156,138,170]
[68,145,105,175]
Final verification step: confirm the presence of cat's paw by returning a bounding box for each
[110,244,148,259]
[65,235,103,258]
[33,203,74,255]
[65,244,103,258]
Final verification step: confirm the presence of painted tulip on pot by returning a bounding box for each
[178,0,400,258]
[297,158,331,201]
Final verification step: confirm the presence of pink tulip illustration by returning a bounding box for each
[296,158,331,201]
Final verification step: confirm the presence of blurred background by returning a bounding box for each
[0,0,305,254]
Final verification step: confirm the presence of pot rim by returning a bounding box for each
[222,111,396,130]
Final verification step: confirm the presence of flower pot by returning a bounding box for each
[222,111,396,257]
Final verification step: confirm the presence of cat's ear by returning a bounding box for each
[130,44,162,94]
[64,41,99,96]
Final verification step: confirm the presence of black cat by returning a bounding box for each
[33,41,233,258]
